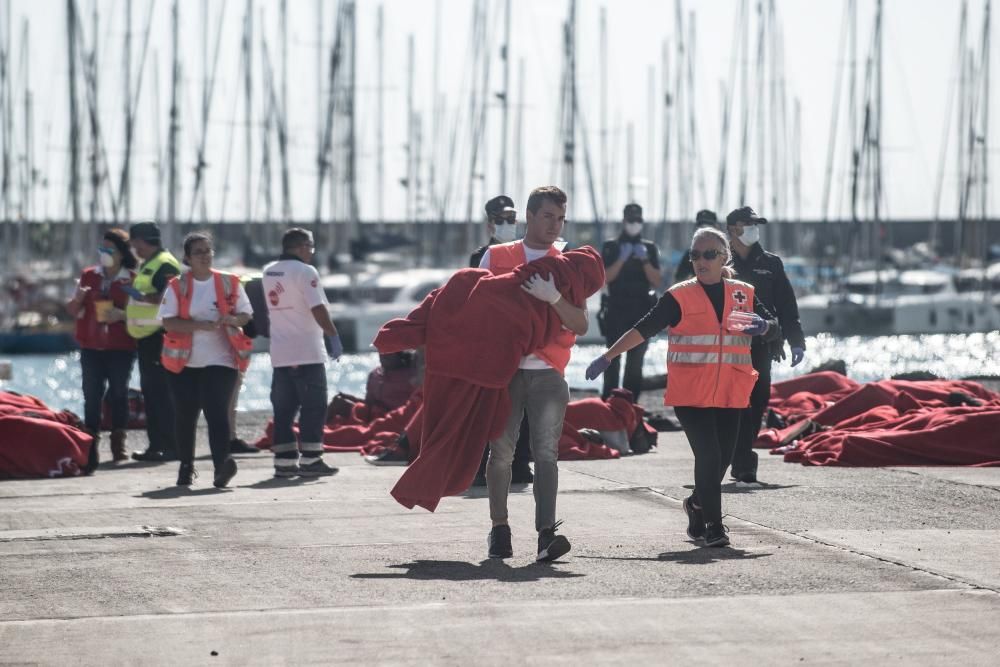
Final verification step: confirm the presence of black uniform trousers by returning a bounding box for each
[729,343,772,479]
[674,406,742,523]
[136,331,178,455]
[602,304,650,400]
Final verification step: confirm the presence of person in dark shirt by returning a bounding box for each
[584,226,781,547]
[469,195,533,487]
[725,206,806,484]
[599,203,662,400]
[673,209,720,283]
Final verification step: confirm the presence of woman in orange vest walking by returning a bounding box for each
[158,232,253,488]
[586,227,779,547]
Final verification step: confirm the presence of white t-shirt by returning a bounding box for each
[158,274,253,369]
[262,258,329,367]
[479,242,561,371]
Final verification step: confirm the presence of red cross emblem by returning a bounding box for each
[732,290,747,305]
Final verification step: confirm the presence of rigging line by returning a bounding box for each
[716,0,745,212]
[820,0,850,222]
[115,0,156,216]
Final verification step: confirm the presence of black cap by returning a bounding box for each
[129,221,162,243]
[623,203,643,222]
[485,195,516,218]
[726,206,768,225]
[695,209,718,227]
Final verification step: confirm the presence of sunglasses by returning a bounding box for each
[492,214,517,224]
[689,249,722,261]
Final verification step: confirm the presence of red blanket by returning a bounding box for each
[756,373,1000,466]
[374,247,606,510]
[0,391,91,479]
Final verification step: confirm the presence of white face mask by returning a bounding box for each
[739,225,760,245]
[99,252,116,268]
[624,222,642,238]
[494,223,517,243]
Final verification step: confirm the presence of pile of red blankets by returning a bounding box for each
[757,371,1000,466]
[0,391,92,478]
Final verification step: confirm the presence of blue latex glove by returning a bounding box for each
[743,314,769,336]
[632,243,648,261]
[791,346,805,367]
[585,355,612,380]
[325,334,344,360]
[617,243,634,262]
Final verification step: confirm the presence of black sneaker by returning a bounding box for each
[511,462,534,484]
[274,466,299,478]
[683,495,706,540]
[298,459,338,477]
[704,521,730,548]
[132,449,176,463]
[363,447,408,466]
[488,524,513,559]
[734,471,763,487]
[229,438,260,454]
[213,457,238,488]
[177,462,197,486]
[470,472,487,487]
[537,520,571,562]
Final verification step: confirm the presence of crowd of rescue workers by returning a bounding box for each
[67,184,805,558]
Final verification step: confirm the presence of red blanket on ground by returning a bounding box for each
[0,391,91,479]
[374,247,606,511]
[756,373,1000,466]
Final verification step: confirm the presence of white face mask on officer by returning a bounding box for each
[99,250,117,269]
[739,225,760,246]
[494,222,517,243]
[624,222,642,238]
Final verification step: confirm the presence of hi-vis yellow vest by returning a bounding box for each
[126,250,181,339]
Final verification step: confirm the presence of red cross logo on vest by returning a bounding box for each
[732,289,747,306]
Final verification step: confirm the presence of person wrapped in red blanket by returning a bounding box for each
[0,391,93,479]
[373,246,605,513]
[757,372,1000,466]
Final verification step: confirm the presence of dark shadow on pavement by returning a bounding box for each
[137,485,231,499]
[351,559,584,583]
[244,477,311,489]
[680,483,800,493]
[579,548,770,564]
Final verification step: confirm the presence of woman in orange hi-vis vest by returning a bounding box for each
[158,232,253,490]
[585,227,781,548]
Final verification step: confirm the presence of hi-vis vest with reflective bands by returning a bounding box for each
[663,278,759,408]
[488,240,575,374]
[126,250,182,339]
[160,271,253,374]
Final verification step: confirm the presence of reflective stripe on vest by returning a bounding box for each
[488,240,574,374]
[662,278,758,409]
[126,250,181,339]
[161,271,252,373]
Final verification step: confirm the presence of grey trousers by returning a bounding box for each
[487,368,569,532]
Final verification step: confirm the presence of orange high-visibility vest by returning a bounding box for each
[488,240,575,374]
[662,278,759,408]
[161,271,253,374]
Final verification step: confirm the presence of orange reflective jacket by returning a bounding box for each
[662,278,759,408]
[488,240,575,374]
[161,271,252,374]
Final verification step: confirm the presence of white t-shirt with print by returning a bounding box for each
[158,274,253,369]
[262,258,329,368]
[479,242,561,371]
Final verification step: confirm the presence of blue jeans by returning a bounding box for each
[270,364,328,468]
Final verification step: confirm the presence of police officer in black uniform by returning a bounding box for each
[471,195,533,486]
[599,203,662,400]
[673,209,720,284]
[726,206,806,484]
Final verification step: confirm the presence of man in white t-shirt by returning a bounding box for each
[478,185,589,563]
[263,228,342,478]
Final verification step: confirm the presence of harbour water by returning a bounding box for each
[2,333,998,417]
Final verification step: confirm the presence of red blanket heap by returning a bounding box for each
[374,246,606,510]
[0,391,92,479]
[757,372,1000,466]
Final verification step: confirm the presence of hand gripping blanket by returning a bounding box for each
[373,246,606,510]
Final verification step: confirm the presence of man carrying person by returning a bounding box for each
[263,228,342,478]
[478,186,588,562]
[126,221,181,462]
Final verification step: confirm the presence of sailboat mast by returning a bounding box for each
[242,0,252,243]
[166,0,179,249]
[499,0,511,194]
[600,6,608,220]
[376,4,384,230]
[123,0,132,222]
[67,0,82,268]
